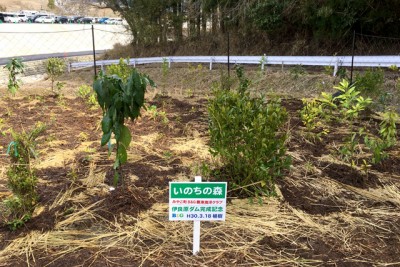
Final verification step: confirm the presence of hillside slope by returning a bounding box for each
[2,0,114,17]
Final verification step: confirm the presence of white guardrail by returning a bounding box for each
[70,55,400,76]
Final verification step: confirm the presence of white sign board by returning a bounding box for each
[169,181,227,221]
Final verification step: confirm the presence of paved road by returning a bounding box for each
[0,50,107,65]
[0,24,131,60]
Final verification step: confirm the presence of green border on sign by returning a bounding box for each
[170,182,227,199]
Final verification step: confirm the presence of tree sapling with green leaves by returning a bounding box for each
[93,69,155,186]
[2,122,46,230]
[4,58,25,96]
[45,58,66,95]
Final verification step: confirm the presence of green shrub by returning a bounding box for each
[77,84,92,98]
[3,122,46,230]
[355,68,384,96]
[300,79,397,166]
[336,67,347,79]
[77,84,97,107]
[162,57,169,77]
[45,58,66,94]
[360,110,398,164]
[388,65,398,72]
[208,66,290,197]
[334,79,372,120]
[289,65,306,79]
[379,110,398,147]
[106,58,132,82]
[4,58,24,96]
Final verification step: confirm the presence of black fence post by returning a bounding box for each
[92,25,97,78]
[350,30,356,84]
[227,30,230,78]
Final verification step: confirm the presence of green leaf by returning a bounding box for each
[129,99,140,119]
[117,145,128,164]
[101,113,112,133]
[93,79,105,108]
[126,73,135,97]
[119,125,131,149]
[101,131,112,146]
[114,121,121,141]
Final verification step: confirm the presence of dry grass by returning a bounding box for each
[2,181,398,266]
[1,139,400,266]
[0,66,400,266]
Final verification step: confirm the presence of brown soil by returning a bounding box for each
[0,69,400,266]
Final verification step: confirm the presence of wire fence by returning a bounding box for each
[1,26,400,81]
[0,24,131,60]
[349,32,400,82]
[0,24,131,80]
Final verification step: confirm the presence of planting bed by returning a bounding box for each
[0,69,399,266]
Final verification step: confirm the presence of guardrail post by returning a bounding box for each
[68,62,71,73]
[133,59,136,68]
[261,54,266,71]
[209,57,213,70]
[101,63,104,73]
[168,57,171,68]
[333,57,339,77]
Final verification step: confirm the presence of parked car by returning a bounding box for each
[55,16,70,24]
[114,19,123,25]
[31,14,47,22]
[106,18,123,25]
[77,17,94,24]
[4,14,21,23]
[0,13,8,22]
[36,16,55,23]
[18,14,29,22]
[98,17,109,24]
[26,14,35,22]
[71,16,84,23]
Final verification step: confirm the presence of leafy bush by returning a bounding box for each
[3,122,46,230]
[45,58,66,94]
[93,69,155,185]
[300,92,336,131]
[359,110,398,164]
[162,57,169,77]
[77,84,97,107]
[77,84,92,98]
[147,105,169,124]
[355,68,384,96]
[4,58,24,96]
[380,110,398,146]
[301,80,372,131]
[301,79,397,166]
[334,80,372,120]
[208,66,290,197]
[106,58,132,82]
[289,65,306,79]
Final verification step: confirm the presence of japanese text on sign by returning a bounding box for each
[169,182,227,221]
